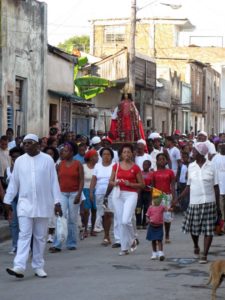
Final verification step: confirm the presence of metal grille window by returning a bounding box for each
[104,26,126,43]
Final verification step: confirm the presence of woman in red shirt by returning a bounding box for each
[152,153,176,243]
[49,142,84,253]
[108,144,144,256]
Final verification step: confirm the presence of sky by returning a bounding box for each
[39,0,225,47]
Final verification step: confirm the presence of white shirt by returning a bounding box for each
[168,146,181,175]
[212,153,225,194]
[93,162,113,194]
[149,148,160,171]
[179,164,188,183]
[187,160,218,205]
[4,152,61,218]
[8,140,16,150]
[135,153,152,170]
[83,164,94,189]
[0,148,10,177]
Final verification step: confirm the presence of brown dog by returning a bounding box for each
[207,260,225,300]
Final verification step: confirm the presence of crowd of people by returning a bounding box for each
[0,126,224,278]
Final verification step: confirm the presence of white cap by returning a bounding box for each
[198,131,208,137]
[137,139,146,145]
[23,134,39,143]
[91,136,101,145]
[148,132,162,140]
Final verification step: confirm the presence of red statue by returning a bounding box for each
[109,85,146,142]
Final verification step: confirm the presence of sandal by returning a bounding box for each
[49,247,61,253]
[90,231,97,237]
[83,231,88,238]
[199,255,208,264]
[101,238,111,246]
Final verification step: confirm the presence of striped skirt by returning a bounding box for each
[182,202,217,236]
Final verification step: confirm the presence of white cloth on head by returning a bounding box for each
[4,152,61,217]
[23,134,39,142]
[198,131,208,137]
[194,142,209,156]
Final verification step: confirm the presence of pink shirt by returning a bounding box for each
[146,205,166,225]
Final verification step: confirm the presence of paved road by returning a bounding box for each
[0,214,225,300]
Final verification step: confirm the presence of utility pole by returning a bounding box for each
[128,0,136,100]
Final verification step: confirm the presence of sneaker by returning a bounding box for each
[199,256,208,264]
[34,268,47,278]
[158,251,165,261]
[8,247,17,255]
[6,267,24,278]
[151,252,158,260]
[47,234,54,243]
[130,239,138,253]
[112,243,121,248]
[119,250,129,256]
[94,227,103,233]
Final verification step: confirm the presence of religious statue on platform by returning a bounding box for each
[109,84,146,142]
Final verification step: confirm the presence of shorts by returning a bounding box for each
[83,188,97,210]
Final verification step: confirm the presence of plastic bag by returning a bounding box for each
[56,216,68,243]
[111,185,120,200]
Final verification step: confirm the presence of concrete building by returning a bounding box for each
[90,17,224,134]
[47,45,94,136]
[0,0,47,136]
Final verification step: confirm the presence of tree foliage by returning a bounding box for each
[57,35,90,53]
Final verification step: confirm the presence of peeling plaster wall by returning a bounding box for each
[0,0,47,136]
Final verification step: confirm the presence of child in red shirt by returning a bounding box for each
[152,153,176,243]
[146,195,173,260]
[136,160,153,229]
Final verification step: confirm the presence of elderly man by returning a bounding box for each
[4,134,62,279]
[135,139,151,170]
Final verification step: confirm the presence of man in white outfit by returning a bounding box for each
[4,134,62,279]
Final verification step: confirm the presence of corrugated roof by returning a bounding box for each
[48,90,93,106]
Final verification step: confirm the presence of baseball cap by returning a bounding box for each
[148,132,162,140]
[91,136,101,145]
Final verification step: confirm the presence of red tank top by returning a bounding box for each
[58,160,80,192]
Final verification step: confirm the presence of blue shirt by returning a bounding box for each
[73,153,85,164]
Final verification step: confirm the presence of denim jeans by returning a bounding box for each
[53,192,80,249]
[9,197,19,250]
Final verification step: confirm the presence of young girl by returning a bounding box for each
[152,153,176,243]
[146,193,172,260]
[136,160,153,229]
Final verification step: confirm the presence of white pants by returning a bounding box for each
[113,191,138,251]
[95,194,104,229]
[14,217,49,271]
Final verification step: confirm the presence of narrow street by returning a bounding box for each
[1,215,224,300]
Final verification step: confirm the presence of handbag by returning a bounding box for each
[111,163,121,200]
[56,216,68,243]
